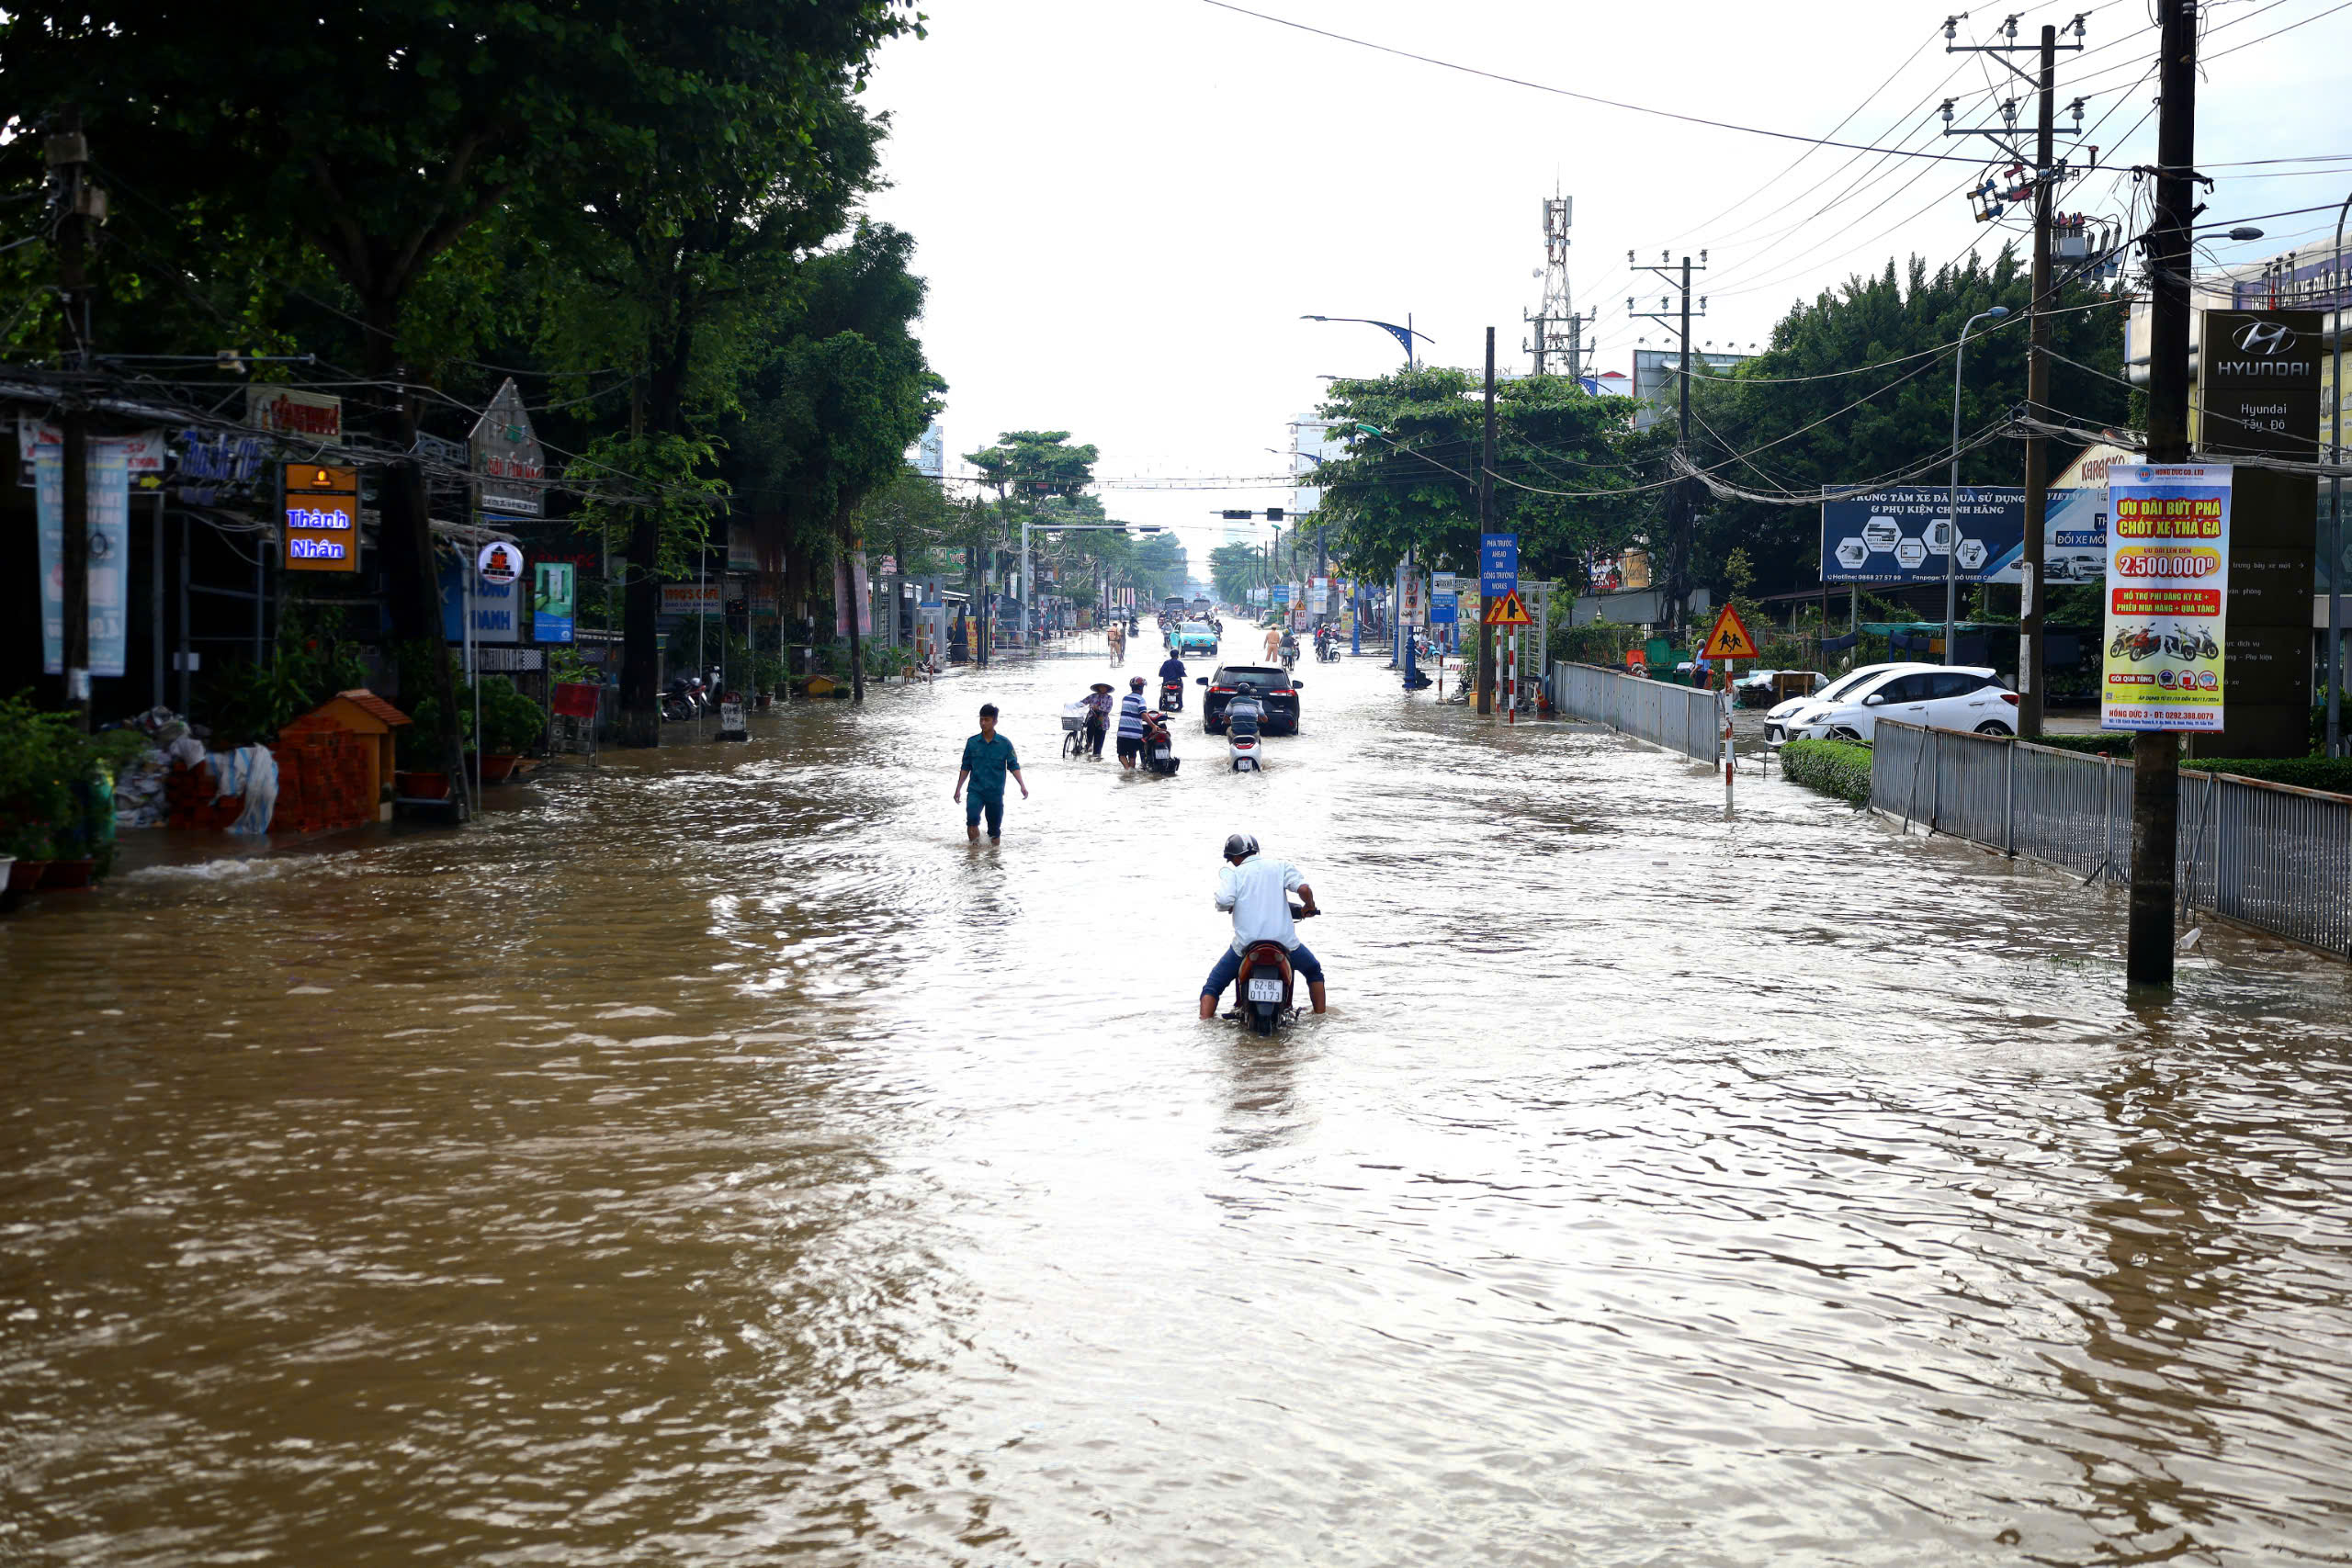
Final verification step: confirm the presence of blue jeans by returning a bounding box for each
[1201,941,1323,1000]
[965,793,1004,837]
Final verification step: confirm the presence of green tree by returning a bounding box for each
[724,222,944,704]
[1686,250,2129,598]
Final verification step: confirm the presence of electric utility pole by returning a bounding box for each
[1633,251,1707,633]
[49,112,103,732]
[1944,12,2089,735]
[1478,327,1498,715]
[2119,0,2199,987]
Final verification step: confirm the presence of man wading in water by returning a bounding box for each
[954,704,1028,842]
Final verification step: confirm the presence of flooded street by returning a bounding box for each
[7,637,2352,1566]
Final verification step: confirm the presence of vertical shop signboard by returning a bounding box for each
[35,442,130,677]
[283,463,360,571]
[2101,462,2231,731]
[534,562,576,642]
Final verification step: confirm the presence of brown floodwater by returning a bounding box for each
[6,636,2352,1566]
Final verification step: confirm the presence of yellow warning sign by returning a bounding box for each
[1701,603,1760,660]
[1483,590,1532,627]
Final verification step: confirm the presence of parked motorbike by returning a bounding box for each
[1140,709,1181,775]
[662,676,706,721]
[1160,677,1186,713]
[1232,905,1317,1036]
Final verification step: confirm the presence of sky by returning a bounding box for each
[860,0,2352,575]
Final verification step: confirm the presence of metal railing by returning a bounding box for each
[1870,720,2352,958]
[1548,661,1721,764]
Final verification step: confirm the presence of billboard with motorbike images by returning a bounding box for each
[2101,463,2230,732]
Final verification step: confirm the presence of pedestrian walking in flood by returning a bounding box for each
[1080,682,1114,759]
[1116,675,1149,771]
[954,703,1028,843]
[1107,622,1125,665]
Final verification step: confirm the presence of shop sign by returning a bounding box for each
[2199,310,2322,458]
[282,463,359,573]
[469,378,546,517]
[661,582,722,616]
[19,419,166,479]
[439,558,518,643]
[534,562,576,643]
[2102,462,2230,732]
[173,426,269,502]
[247,386,343,440]
[36,443,130,677]
[478,539,525,586]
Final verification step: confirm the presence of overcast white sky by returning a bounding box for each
[862,0,2352,569]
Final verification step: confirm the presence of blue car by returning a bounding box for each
[1170,621,1219,657]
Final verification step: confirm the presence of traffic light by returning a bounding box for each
[1221,510,1252,520]
[1266,507,1283,521]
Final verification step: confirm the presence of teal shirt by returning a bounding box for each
[960,731,1021,798]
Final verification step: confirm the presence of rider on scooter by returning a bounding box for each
[1159,650,1188,684]
[1198,833,1326,1020]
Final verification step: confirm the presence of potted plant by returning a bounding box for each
[472,676,544,784]
[753,654,785,708]
[0,694,74,895]
[395,694,459,799]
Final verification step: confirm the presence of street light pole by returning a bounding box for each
[1302,316,1428,671]
[2331,188,2350,756]
[1948,306,2009,663]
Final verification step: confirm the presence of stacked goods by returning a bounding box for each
[269,716,377,834]
[164,762,244,830]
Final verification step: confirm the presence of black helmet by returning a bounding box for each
[1222,832,1259,861]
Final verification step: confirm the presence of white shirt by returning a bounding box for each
[1215,856,1306,953]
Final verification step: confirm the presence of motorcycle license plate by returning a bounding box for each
[1247,977,1283,1002]
[1155,748,1170,759]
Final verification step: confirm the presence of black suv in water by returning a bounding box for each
[1199,664,1302,735]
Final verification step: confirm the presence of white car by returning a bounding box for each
[1774,662,2018,744]
[1763,663,1902,744]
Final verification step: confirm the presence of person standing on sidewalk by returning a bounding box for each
[954,703,1029,842]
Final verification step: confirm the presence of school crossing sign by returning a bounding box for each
[1701,602,1760,660]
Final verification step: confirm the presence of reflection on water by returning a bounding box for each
[6,639,2352,1565]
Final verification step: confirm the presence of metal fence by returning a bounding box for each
[1870,720,2352,958]
[1547,661,1721,764]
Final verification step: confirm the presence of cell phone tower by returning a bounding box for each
[1524,189,1589,380]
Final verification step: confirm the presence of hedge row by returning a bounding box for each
[1780,738,1875,806]
[2184,756,2352,794]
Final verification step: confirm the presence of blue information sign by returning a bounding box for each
[1272,583,1291,606]
[1430,592,1459,625]
[1480,534,1519,597]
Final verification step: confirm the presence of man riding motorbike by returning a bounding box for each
[1198,832,1326,1019]
[1158,649,1188,712]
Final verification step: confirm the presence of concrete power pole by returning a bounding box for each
[1634,252,1708,632]
[2018,27,2058,738]
[1478,327,1497,716]
[1943,15,2090,732]
[2132,0,2200,987]
[50,112,100,731]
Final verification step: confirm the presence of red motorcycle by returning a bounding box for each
[1139,709,1181,774]
[1233,906,1315,1036]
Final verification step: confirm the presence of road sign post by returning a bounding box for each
[1701,603,1760,813]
